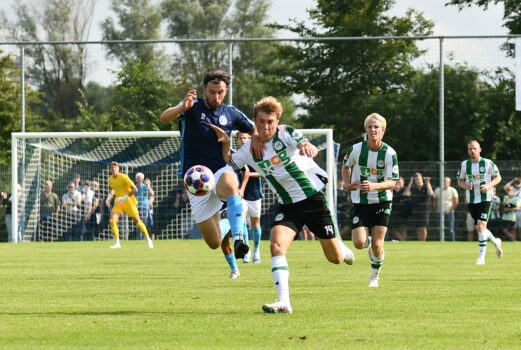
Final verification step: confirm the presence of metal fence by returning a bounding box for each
[1,36,521,241]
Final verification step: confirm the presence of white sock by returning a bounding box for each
[337,238,351,258]
[478,231,488,259]
[271,256,290,303]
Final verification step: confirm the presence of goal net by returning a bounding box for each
[10,130,336,243]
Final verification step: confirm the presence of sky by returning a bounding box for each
[0,0,508,39]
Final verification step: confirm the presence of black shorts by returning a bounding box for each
[467,202,492,225]
[270,192,336,240]
[351,202,392,229]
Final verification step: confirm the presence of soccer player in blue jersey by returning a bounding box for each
[160,69,261,277]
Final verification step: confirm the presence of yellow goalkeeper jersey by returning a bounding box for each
[109,173,137,205]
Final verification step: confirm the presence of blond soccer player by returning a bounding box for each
[107,161,154,249]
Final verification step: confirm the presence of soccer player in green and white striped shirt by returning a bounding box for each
[457,140,503,265]
[342,113,399,288]
[212,96,355,314]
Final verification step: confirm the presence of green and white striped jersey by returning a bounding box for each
[458,157,499,204]
[343,141,399,204]
[230,125,327,205]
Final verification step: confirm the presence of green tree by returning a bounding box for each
[160,0,293,117]
[270,0,434,152]
[0,51,45,163]
[109,59,171,131]
[101,0,163,64]
[1,0,96,128]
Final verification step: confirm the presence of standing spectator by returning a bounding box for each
[144,178,155,240]
[457,139,503,265]
[134,172,152,240]
[72,173,81,191]
[342,112,399,288]
[488,187,502,238]
[433,177,459,241]
[503,178,521,239]
[80,181,95,241]
[61,182,82,241]
[39,181,60,240]
[388,177,411,241]
[501,185,520,241]
[404,172,433,241]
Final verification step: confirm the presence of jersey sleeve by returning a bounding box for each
[229,142,250,170]
[343,144,356,168]
[386,149,399,180]
[489,160,500,177]
[457,161,466,181]
[232,107,255,133]
[276,125,308,151]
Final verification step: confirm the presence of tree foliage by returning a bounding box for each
[270,0,434,153]
[3,0,96,127]
[101,0,163,64]
[0,51,45,163]
[109,59,171,131]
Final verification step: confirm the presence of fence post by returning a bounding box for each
[439,37,445,242]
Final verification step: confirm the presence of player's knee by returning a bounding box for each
[353,240,365,250]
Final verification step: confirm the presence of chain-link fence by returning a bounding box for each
[2,36,521,241]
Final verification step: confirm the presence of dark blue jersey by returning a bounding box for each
[238,169,264,201]
[178,98,254,175]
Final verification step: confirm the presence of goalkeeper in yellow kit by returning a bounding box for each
[107,161,154,249]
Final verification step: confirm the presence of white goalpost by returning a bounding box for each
[11,129,336,243]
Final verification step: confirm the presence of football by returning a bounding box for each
[183,165,215,196]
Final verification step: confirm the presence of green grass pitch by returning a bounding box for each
[0,240,520,349]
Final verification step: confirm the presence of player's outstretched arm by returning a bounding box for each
[159,89,197,123]
[210,124,232,164]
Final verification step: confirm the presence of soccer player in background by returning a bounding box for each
[107,161,154,249]
[160,69,262,278]
[212,96,355,314]
[457,140,503,265]
[236,132,264,264]
[342,113,399,288]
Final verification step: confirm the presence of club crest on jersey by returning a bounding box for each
[219,115,228,125]
[377,160,384,168]
[273,140,284,151]
[275,213,284,221]
[479,166,485,173]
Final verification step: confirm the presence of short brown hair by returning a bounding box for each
[253,96,283,119]
[203,70,230,86]
[110,161,119,167]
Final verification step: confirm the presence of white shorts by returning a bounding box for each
[466,212,475,232]
[188,165,236,224]
[245,199,262,218]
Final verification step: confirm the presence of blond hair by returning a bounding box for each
[253,96,283,119]
[364,113,387,131]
